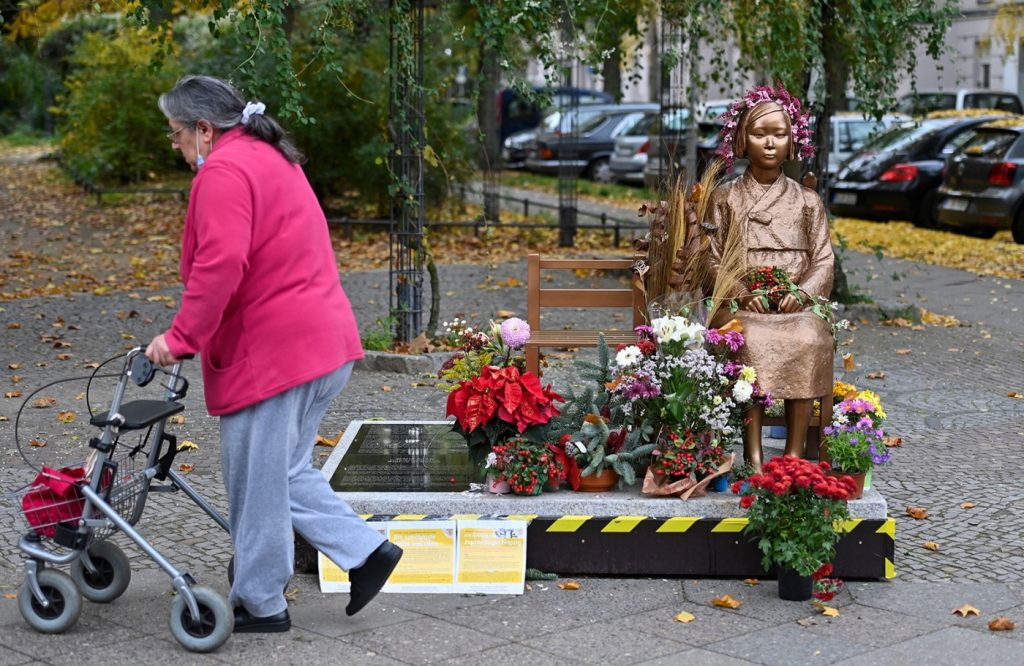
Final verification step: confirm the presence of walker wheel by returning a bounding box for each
[18,569,82,634]
[169,585,233,652]
[71,540,132,603]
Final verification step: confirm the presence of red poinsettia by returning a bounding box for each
[446,365,563,436]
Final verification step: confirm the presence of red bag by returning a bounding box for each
[21,466,88,538]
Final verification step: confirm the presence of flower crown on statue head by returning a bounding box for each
[715,82,815,168]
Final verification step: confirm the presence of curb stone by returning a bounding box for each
[355,350,456,374]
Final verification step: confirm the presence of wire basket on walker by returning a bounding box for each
[8,348,234,652]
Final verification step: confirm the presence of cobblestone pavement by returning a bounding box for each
[3,160,1024,663]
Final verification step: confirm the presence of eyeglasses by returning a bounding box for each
[165,126,188,144]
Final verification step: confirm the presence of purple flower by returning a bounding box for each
[869,442,891,465]
[500,317,531,349]
[634,325,656,340]
[705,329,724,345]
[723,331,745,352]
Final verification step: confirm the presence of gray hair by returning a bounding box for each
[158,75,304,164]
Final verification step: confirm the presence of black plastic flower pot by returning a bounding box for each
[777,567,813,601]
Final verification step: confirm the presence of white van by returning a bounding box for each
[896,89,1023,116]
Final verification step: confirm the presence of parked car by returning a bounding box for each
[895,89,1023,116]
[828,113,1011,227]
[525,102,658,181]
[829,112,907,177]
[936,118,1024,242]
[502,127,540,169]
[642,107,726,190]
[609,111,658,184]
[497,86,613,142]
[503,103,621,169]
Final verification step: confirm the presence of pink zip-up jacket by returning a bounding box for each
[164,128,363,415]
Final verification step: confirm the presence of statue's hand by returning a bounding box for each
[778,293,804,313]
[745,295,768,313]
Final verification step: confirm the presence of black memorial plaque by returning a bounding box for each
[328,422,482,492]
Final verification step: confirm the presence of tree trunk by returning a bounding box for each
[602,45,623,101]
[477,43,501,220]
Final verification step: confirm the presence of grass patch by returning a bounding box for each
[0,131,53,149]
[498,170,658,206]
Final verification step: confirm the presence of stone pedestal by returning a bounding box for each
[319,421,894,579]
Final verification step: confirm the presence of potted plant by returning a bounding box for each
[607,315,764,498]
[490,436,564,496]
[442,318,563,470]
[825,391,892,496]
[733,455,856,601]
[545,334,656,491]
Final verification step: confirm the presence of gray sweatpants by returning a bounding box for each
[220,363,385,617]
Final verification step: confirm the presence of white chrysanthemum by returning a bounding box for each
[615,345,643,367]
[732,380,754,403]
[485,451,498,469]
[739,366,757,383]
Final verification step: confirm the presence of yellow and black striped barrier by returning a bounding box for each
[333,514,895,579]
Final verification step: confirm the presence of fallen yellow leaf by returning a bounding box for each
[5,391,23,399]
[496,309,517,318]
[923,541,940,551]
[895,348,912,355]
[169,414,185,424]
[866,371,887,379]
[812,602,840,617]
[989,616,1015,631]
[884,436,903,448]
[2,593,16,599]
[176,440,198,452]
[32,397,56,408]
[842,353,854,371]
[953,604,980,617]
[7,322,21,329]
[8,363,22,370]
[558,581,580,590]
[315,432,343,447]
[56,353,72,361]
[381,385,392,392]
[57,411,76,423]
[1009,392,1024,399]
[711,594,742,609]
[742,578,760,586]
[0,416,8,422]
[906,506,928,520]
[960,502,976,509]
[673,611,696,623]
[178,463,194,473]
[30,439,46,448]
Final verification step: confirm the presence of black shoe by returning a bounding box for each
[346,541,403,616]
[233,607,291,633]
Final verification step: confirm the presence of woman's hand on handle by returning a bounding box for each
[146,334,182,366]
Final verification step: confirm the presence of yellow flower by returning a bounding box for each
[833,380,857,400]
[739,366,757,383]
[855,390,887,420]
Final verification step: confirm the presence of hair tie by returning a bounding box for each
[241,101,266,125]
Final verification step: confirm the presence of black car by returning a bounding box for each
[828,114,1009,228]
[525,103,658,182]
[937,118,1024,242]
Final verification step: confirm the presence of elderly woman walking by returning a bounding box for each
[146,75,401,632]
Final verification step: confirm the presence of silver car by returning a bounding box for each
[609,112,658,185]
